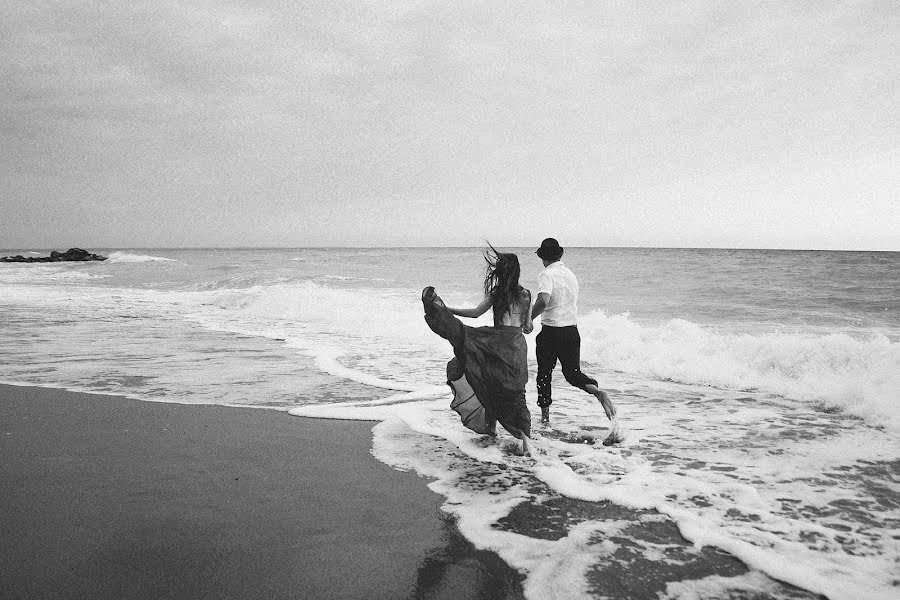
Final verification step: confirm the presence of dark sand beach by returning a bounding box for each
[0,384,523,600]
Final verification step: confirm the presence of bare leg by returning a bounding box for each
[584,384,617,421]
[585,384,624,445]
[505,427,531,456]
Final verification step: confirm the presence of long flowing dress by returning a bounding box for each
[422,288,531,438]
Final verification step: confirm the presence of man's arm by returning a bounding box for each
[531,292,550,320]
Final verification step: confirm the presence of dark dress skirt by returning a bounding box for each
[423,289,531,438]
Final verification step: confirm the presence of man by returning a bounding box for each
[531,238,617,426]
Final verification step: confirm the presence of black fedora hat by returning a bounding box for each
[535,238,564,260]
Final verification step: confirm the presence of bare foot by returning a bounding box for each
[521,436,531,457]
[588,387,617,421]
[602,419,624,446]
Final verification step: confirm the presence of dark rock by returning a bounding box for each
[1,248,107,263]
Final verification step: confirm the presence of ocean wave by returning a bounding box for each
[175,279,899,432]
[316,275,390,283]
[195,280,437,342]
[106,251,176,263]
[182,281,446,390]
[0,266,111,283]
[579,311,900,432]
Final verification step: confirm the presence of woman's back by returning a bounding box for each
[493,287,532,329]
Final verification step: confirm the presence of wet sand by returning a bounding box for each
[0,384,523,599]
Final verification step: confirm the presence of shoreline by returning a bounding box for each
[0,384,524,599]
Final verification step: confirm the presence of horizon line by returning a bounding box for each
[2,245,898,253]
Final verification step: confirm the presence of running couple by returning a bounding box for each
[422,238,621,456]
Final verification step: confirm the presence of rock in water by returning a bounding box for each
[0,248,107,262]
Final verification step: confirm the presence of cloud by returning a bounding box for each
[0,1,896,249]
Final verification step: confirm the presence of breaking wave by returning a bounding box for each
[579,311,899,432]
[106,251,176,263]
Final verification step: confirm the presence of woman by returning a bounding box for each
[422,246,534,456]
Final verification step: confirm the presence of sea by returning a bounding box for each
[1,247,898,600]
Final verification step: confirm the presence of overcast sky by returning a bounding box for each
[1,1,897,250]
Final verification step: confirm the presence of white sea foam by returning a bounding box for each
[0,266,111,283]
[577,310,900,433]
[106,251,176,263]
[310,384,900,600]
[181,281,453,391]
[662,572,785,600]
[315,275,390,282]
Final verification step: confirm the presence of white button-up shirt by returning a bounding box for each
[536,261,579,326]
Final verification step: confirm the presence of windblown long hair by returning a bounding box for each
[482,243,522,317]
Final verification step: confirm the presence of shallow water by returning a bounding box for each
[1,247,898,599]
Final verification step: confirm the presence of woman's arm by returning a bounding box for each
[447,295,493,319]
[522,290,534,334]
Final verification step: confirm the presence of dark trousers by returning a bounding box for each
[535,325,598,408]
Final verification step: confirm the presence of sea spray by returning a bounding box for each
[106,251,177,263]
